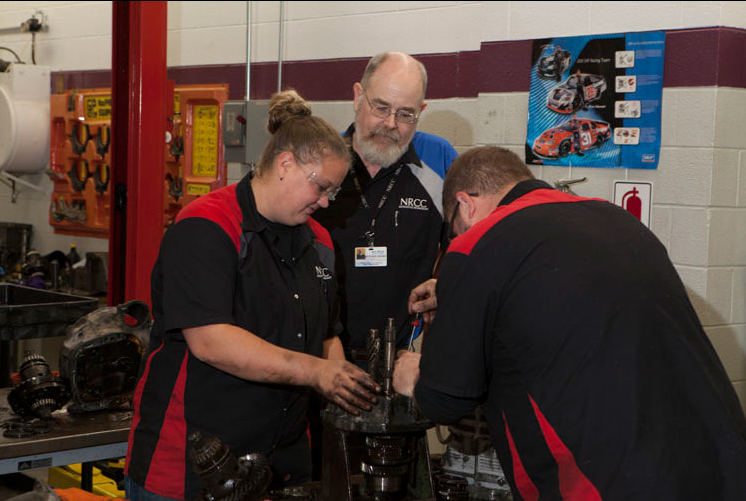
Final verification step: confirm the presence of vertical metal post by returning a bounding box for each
[109,1,167,307]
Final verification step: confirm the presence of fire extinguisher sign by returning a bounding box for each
[613,181,652,228]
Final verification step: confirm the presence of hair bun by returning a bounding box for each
[267,89,312,134]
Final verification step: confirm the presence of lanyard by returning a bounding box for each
[350,165,403,246]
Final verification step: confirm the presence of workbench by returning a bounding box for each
[0,388,130,485]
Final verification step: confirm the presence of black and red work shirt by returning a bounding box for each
[416,180,746,500]
[124,174,337,499]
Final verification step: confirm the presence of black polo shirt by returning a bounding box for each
[314,125,448,353]
[125,174,337,499]
[417,180,746,500]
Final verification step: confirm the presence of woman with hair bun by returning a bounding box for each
[124,90,379,501]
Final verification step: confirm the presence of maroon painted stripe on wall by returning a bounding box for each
[51,26,746,101]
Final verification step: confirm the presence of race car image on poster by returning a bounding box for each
[532,118,612,158]
[537,45,572,81]
[546,73,607,114]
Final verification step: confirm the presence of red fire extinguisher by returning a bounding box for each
[622,187,642,220]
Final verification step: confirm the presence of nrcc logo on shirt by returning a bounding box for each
[315,266,332,280]
[399,197,428,211]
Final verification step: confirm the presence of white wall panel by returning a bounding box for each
[418,99,478,148]
[639,147,712,206]
[705,267,735,324]
[475,94,506,145]
[669,207,709,266]
[671,88,716,148]
[590,2,684,34]
[732,268,746,324]
[168,1,246,30]
[37,2,112,40]
[659,90,677,147]
[708,209,746,266]
[721,1,746,30]
[509,2,592,40]
[711,149,739,207]
[283,3,482,61]
[35,35,111,70]
[682,1,723,28]
[739,151,746,207]
[715,88,746,149]
[285,1,398,20]
[480,2,511,42]
[650,205,672,251]
[504,93,529,145]
[168,25,248,66]
[706,324,746,381]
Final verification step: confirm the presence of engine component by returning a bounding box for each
[439,407,512,500]
[322,318,434,500]
[188,431,272,501]
[8,352,70,419]
[59,300,151,413]
[434,474,468,501]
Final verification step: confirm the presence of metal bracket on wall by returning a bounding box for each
[0,171,46,203]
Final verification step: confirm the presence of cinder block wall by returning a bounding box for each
[1,1,746,408]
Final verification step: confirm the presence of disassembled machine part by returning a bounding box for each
[59,300,151,413]
[322,318,434,500]
[438,407,512,500]
[188,431,272,501]
[8,352,70,420]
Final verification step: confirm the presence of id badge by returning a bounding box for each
[355,246,388,267]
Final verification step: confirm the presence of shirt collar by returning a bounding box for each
[236,172,316,248]
[498,179,554,207]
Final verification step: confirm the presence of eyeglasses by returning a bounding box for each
[298,162,342,201]
[361,86,420,124]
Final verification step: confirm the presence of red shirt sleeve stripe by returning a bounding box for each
[529,394,603,500]
[504,412,540,501]
[124,339,165,476]
[143,350,190,499]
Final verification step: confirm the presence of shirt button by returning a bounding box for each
[297,332,302,338]
[294,293,300,299]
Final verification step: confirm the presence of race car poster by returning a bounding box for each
[525,31,665,169]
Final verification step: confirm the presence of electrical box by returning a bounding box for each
[48,84,229,237]
[223,100,270,166]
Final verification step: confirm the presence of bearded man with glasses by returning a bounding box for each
[314,51,458,369]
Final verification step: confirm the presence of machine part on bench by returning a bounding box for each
[434,474,469,501]
[322,317,434,500]
[188,431,272,501]
[3,416,52,438]
[8,352,70,420]
[59,300,151,413]
[439,407,512,500]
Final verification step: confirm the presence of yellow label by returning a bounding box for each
[83,95,112,120]
[186,183,210,195]
[191,105,219,177]
[174,94,181,115]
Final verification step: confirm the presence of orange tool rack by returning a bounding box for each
[48,84,229,237]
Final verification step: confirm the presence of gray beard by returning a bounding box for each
[354,125,407,168]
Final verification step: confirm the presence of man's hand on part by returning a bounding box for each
[393,351,421,398]
[316,359,380,415]
[408,278,437,324]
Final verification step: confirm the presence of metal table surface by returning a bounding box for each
[0,388,131,475]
